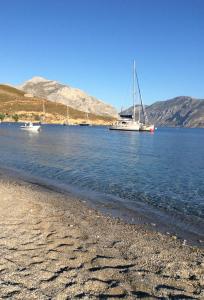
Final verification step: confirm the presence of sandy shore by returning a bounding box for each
[0,175,203,299]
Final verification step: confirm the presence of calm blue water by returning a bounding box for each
[0,123,203,240]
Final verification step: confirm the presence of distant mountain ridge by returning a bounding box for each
[0,84,115,125]
[121,96,204,127]
[18,77,117,118]
[3,77,204,127]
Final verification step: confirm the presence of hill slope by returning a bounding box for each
[0,85,115,124]
[122,96,204,127]
[18,77,117,118]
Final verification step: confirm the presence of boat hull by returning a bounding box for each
[21,125,41,132]
[109,123,155,132]
[109,125,140,131]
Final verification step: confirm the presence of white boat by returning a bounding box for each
[21,122,41,132]
[110,60,154,132]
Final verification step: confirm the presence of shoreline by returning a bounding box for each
[0,172,203,299]
[0,165,203,248]
[0,119,114,127]
[1,121,204,128]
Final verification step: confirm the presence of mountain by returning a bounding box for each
[2,81,203,127]
[18,77,117,118]
[121,96,204,127]
[0,84,115,125]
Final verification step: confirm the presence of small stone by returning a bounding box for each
[182,240,187,246]
[172,235,177,240]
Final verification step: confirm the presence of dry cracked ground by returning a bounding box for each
[0,178,203,299]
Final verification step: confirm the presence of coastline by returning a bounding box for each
[0,172,203,299]
[1,165,203,248]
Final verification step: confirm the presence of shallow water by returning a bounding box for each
[0,123,203,240]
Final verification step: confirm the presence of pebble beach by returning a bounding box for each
[0,174,203,299]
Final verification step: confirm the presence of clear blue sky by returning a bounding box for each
[0,0,203,110]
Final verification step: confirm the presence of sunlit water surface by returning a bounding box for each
[0,123,203,241]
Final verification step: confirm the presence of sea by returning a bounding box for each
[0,123,203,244]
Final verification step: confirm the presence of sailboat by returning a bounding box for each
[39,99,45,125]
[109,60,154,132]
[79,111,91,126]
[63,105,69,126]
[42,99,45,123]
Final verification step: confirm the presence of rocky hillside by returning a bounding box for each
[0,85,115,125]
[18,77,117,118]
[122,96,204,127]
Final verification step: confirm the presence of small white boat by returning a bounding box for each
[21,122,41,132]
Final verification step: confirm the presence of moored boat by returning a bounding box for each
[110,60,155,132]
[109,116,141,131]
[21,122,41,132]
[79,112,91,126]
[79,123,90,126]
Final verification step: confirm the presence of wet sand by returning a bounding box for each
[0,175,203,299]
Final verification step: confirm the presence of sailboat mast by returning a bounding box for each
[66,105,69,124]
[42,99,45,123]
[135,66,148,124]
[133,60,136,121]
